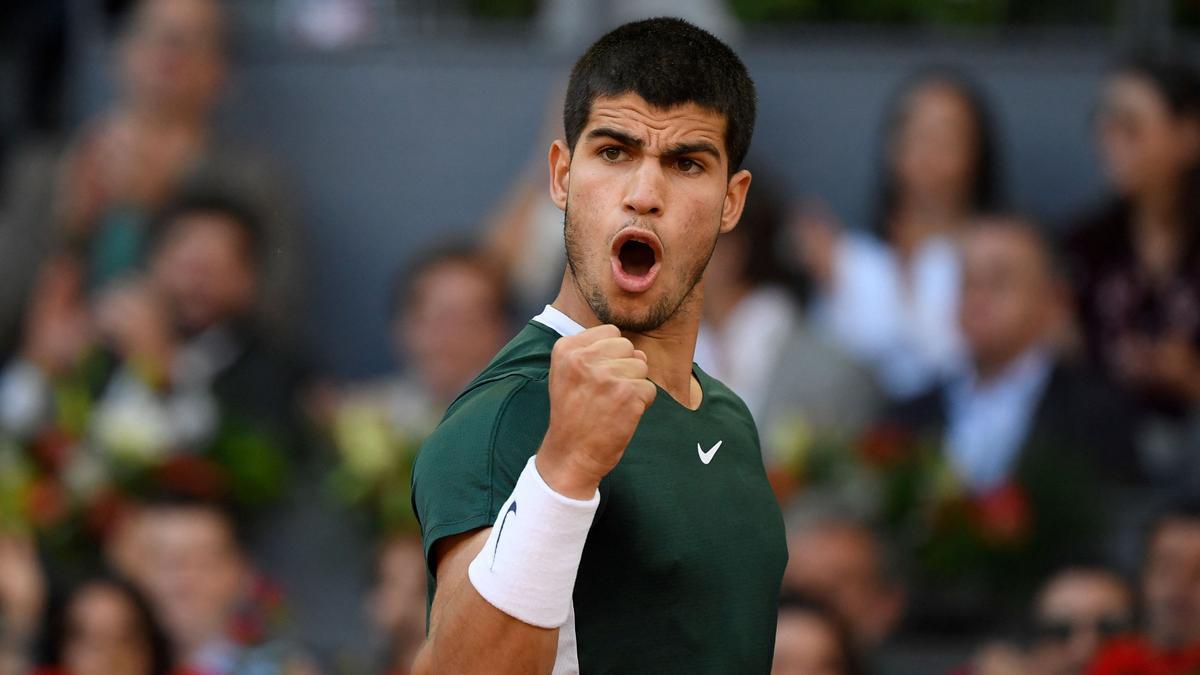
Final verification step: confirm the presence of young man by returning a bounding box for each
[411,17,786,674]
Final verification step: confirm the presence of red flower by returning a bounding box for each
[25,478,68,528]
[31,428,74,472]
[155,455,227,500]
[858,424,914,467]
[85,489,130,539]
[971,482,1032,546]
[1088,636,1200,675]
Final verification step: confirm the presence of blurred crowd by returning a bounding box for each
[1,1,1200,674]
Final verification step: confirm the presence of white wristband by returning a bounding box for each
[467,456,599,628]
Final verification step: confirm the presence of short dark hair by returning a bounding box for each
[138,489,247,553]
[563,17,756,173]
[967,212,1068,281]
[148,188,266,268]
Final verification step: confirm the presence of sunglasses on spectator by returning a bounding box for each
[1033,616,1132,644]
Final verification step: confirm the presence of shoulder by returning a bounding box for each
[417,374,545,464]
[696,368,758,436]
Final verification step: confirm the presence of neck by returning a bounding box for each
[890,198,966,257]
[124,100,208,137]
[552,271,702,409]
[971,341,1041,385]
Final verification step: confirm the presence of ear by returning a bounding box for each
[719,169,752,235]
[548,139,572,211]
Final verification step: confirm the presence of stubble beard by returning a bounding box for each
[562,203,714,334]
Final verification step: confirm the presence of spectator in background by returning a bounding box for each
[316,244,513,448]
[695,172,881,482]
[1089,499,1200,674]
[798,67,1002,399]
[1066,56,1200,485]
[0,534,46,674]
[34,574,174,675]
[1027,566,1133,675]
[33,0,298,340]
[881,216,1136,625]
[0,190,300,467]
[109,495,315,675]
[781,515,906,652]
[772,591,866,675]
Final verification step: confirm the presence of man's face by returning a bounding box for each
[550,93,751,332]
[958,225,1058,369]
[1143,520,1200,649]
[150,213,258,334]
[138,509,245,653]
[1028,571,1132,675]
[772,611,847,675]
[397,260,509,406]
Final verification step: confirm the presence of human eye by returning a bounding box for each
[600,146,627,162]
[675,157,704,174]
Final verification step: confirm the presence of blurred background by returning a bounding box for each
[2,1,1200,674]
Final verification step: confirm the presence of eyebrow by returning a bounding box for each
[586,127,723,162]
[662,141,722,162]
[587,127,644,148]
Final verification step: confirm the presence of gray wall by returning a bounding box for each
[80,32,1115,378]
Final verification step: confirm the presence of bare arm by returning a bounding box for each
[411,528,559,675]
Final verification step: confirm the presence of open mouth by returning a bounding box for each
[610,230,662,294]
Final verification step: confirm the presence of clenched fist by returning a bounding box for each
[535,325,657,499]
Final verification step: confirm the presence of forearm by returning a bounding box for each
[417,569,559,675]
[415,453,599,675]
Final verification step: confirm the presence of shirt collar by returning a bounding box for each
[532,304,585,337]
[951,344,1055,402]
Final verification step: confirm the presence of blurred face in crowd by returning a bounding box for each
[1143,518,1200,649]
[138,507,246,654]
[398,258,510,405]
[120,0,227,118]
[958,222,1064,376]
[1097,73,1200,200]
[368,536,427,668]
[150,212,258,334]
[890,81,980,213]
[62,583,155,675]
[550,93,751,332]
[783,523,904,647]
[1028,569,1133,675]
[772,609,852,675]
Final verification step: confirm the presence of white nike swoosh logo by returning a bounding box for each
[697,441,722,465]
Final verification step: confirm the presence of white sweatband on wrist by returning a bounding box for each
[467,456,599,629]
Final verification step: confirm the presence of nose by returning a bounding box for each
[623,161,664,217]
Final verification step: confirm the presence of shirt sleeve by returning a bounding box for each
[411,375,551,573]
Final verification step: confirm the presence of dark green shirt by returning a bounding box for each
[412,309,787,673]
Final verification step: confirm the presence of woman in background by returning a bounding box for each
[35,574,175,675]
[1066,56,1200,482]
[799,67,1003,399]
